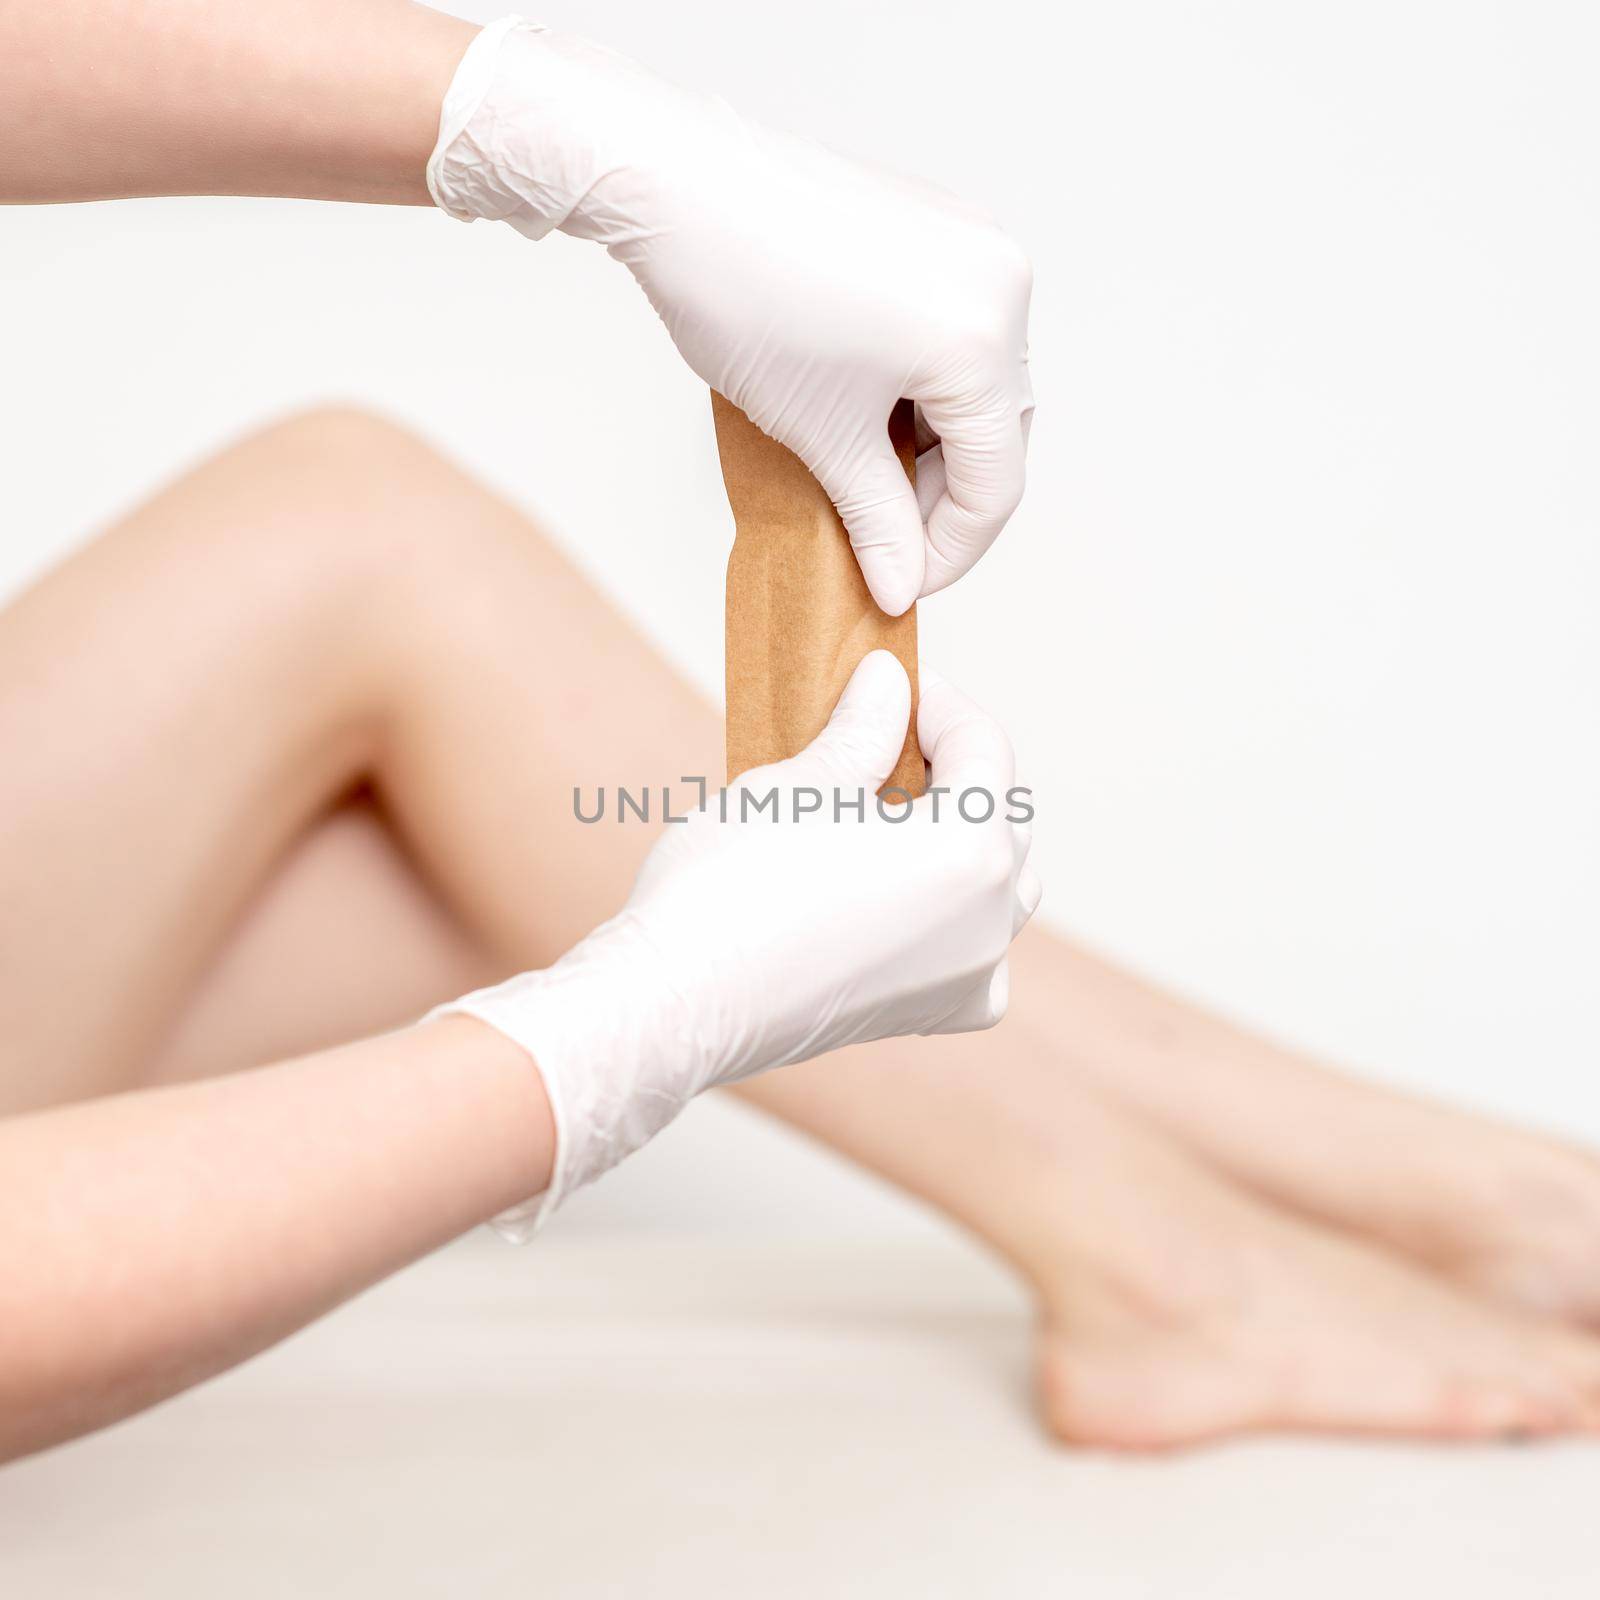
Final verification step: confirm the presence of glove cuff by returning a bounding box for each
[424,912,710,1241]
[427,18,736,250]
[427,16,554,236]
[427,16,650,245]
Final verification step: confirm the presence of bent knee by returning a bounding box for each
[230,404,440,482]
[188,405,493,581]
[116,403,558,633]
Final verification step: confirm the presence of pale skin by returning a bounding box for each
[0,0,475,204]
[6,409,1600,1465]
[6,0,1600,1462]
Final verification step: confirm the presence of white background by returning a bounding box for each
[2,0,1597,1236]
[4,5,1600,1594]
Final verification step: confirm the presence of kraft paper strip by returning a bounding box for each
[715,392,924,799]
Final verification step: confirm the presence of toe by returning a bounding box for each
[1436,1377,1566,1441]
[1538,1328,1600,1432]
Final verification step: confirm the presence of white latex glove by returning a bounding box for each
[431,652,1041,1238]
[428,16,1034,615]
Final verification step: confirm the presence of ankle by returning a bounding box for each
[998,1167,1264,1344]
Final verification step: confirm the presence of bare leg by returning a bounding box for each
[0,412,584,1456]
[748,986,1600,1446]
[152,810,1600,1448]
[23,409,1582,1446]
[1003,937,1600,1328]
[0,406,705,1115]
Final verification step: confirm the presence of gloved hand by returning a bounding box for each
[428,16,1034,616]
[431,652,1041,1238]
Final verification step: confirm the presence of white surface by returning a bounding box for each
[2,3,1599,1589]
[2,1235,1594,1598]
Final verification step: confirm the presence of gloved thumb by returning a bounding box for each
[785,650,911,793]
[820,438,925,617]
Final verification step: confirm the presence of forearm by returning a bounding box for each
[0,0,476,203]
[0,1015,550,1462]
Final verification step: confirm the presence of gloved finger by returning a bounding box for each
[817,435,925,617]
[1014,862,1043,937]
[918,667,1016,796]
[986,959,1011,1025]
[915,393,1031,523]
[1004,756,1038,933]
[1010,811,1032,860]
[784,649,911,793]
[913,440,945,524]
[915,400,1036,524]
[923,961,1010,1034]
[914,390,1027,598]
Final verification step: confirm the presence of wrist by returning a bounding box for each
[428,913,715,1235]
[227,2,480,207]
[427,20,713,242]
[358,6,481,205]
[409,1014,558,1226]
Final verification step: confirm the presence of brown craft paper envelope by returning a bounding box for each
[715,392,924,797]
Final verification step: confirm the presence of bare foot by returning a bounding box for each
[1034,1187,1600,1450]
[1372,1127,1600,1328]
[1021,934,1600,1332]
[1010,1088,1600,1450]
[738,944,1600,1447]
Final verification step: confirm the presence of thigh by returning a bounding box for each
[147,795,496,1084]
[0,410,434,1109]
[1,404,724,1112]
